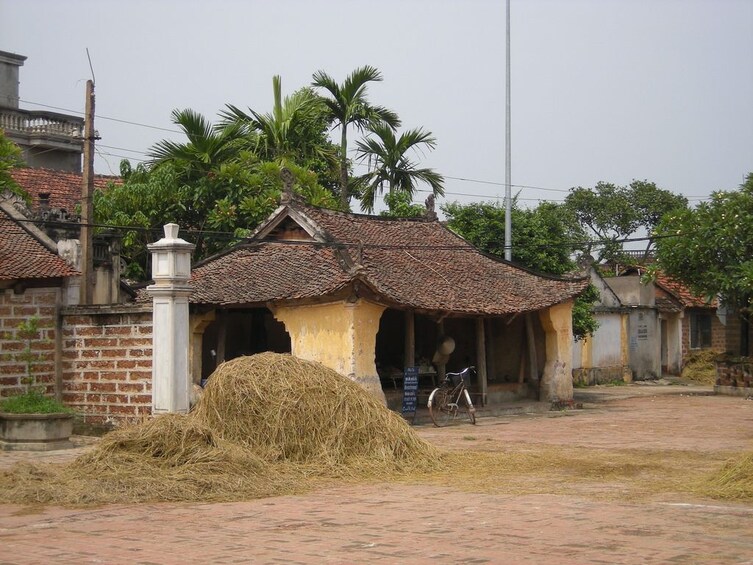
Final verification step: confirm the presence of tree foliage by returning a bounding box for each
[95,66,449,279]
[312,65,400,208]
[355,123,444,213]
[0,129,28,202]
[654,173,753,310]
[442,199,583,275]
[442,199,597,340]
[379,191,426,218]
[564,180,688,262]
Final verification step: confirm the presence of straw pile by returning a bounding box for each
[681,349,717,384]
[193,353,440,471]
[695,451,753,500]
[0,353,441,505]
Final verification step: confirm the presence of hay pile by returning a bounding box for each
[695,451,753,500]
[681,349,717,384]
[0,353,441,505]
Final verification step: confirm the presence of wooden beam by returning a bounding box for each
[475,318,487,406]
[525,312,539,398]
[404,310,415,369]
[216,310,227,365]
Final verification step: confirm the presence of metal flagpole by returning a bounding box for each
[504,0,512,261]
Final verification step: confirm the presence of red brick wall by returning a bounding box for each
[0,288,59,397]
[61,305,153,426]
[681,308,727,361]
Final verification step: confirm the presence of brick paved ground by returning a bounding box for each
[2,383,753,564]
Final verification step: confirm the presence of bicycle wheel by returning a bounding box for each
[463,389,476,424]
[428,387,451,427]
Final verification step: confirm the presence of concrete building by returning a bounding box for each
[0,50,84,172]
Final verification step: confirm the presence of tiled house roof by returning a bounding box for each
[10,167,119,213]
[191,202,589,316]
[0,204,79,281]
[655,274,717,309]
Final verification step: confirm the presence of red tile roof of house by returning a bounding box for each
[655,274,717,308]
[9,167,119,214]
[191,202,589,315]
[0,204,79,281]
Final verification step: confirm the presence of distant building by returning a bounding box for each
[0,50,84,172]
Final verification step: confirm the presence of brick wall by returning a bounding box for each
[715,358,753,388]
[0,288,60,397]
[681,308,727,361]
[61,305,153,426]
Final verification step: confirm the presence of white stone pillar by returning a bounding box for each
[146,224,195,414]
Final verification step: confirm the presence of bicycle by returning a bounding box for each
[427,366,477,427]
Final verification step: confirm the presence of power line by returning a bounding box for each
[9,214,700,253]
[10,95,721,204]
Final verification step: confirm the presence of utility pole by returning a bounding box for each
[79,79,95,305]
[504,0,512,261]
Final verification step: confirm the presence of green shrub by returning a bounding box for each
[0,389,72,414]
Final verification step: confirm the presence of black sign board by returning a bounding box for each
[401,366,419,421]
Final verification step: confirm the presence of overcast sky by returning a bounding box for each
[1,0,751,211]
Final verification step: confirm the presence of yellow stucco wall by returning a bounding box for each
[539,300,575,402]
[273,299,387,403]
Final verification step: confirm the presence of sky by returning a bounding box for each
[1,0,751,212]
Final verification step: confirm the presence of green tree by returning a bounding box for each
[0,129,28,202]
[148,109,246,181]
[442,199,597,340]
[442,199,583,275]
[221,76,337,175]
[355,123,444,213]
[96,158,338,279]
[564,180,687,262]
[379,191,426,218]
[654,173,753,311]
[312,65,400,208]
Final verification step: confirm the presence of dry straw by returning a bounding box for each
[681,349,717,385]
[694,451,753,500]
[0,353,442,505]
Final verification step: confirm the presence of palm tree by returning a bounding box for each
[148,108,245,179]
[355,123,445,213]
[312,65,400,208]
[220,76,332,167]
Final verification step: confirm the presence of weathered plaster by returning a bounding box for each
[539,301,574,402]
[273,299,387,403]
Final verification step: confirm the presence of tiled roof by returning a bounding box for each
[10,167,119,214]
[0,205,79,281]
[191,243,352,305]
[655,274,717,309]
[191,202,589,315]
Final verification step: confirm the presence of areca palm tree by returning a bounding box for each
[312,65,400,208]
[220,76,332,166]
[148,108,245,180]
[355,123,445,213]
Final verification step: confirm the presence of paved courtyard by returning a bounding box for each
[2,383,753,564]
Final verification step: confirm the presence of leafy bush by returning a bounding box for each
[0,389,72,414]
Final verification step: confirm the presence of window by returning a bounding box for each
[690,312,712,349]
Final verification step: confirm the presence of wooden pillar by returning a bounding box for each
[216,310,227,364]
[475,318,487,406]
[526,312,539,397]
[485,318,495,382]
[404,310,415,369]
[436,319,446,382]
[190,311,215,385]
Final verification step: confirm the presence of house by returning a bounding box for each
[6,168,123,304]
[572,268,632,385]
[574,264,750,385]
[655,274,746,359]
[10,167,116,214]
[187,192,589,407]
[0,50,84,172]
[0,193,79,398]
